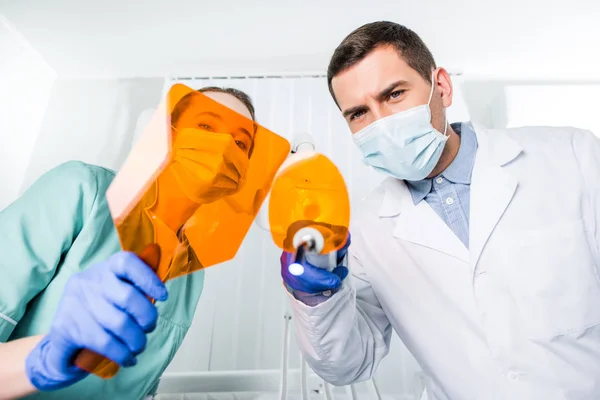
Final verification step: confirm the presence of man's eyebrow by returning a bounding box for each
[342,105,368,118]
[341,81,410,118]
[376,80,409,102]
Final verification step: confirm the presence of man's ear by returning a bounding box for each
[434,68,453,109]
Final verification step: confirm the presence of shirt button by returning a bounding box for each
[445,197,454,205]
[436,177,443,184]
[322,290,332,297]
[508,371,520,381]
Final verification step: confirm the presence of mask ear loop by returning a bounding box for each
[427,71,436,106]
[429,70,449,137]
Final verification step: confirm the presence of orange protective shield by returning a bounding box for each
[76,83,290,378]
[268,152,350,254]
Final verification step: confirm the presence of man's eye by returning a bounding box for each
[389,90,404,99]
[350,110,366,121]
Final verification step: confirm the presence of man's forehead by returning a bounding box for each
[331,47,417,105]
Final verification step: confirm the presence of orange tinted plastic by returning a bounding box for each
[109,83,290,279]
[268,152,350,254]
[76,84,290,378]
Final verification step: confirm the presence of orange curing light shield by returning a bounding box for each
[75,83,290,379]
[268,151,350,254]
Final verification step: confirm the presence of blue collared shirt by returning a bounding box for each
[405,122,478,248]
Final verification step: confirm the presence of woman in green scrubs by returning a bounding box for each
[0,87,256,400]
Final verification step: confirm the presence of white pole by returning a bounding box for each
[279,313,292,400]
[371,378,383,400]
[301,357,309,400]
[323,382,334,400]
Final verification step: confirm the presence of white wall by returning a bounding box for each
[2,0,600,80]
[501,84,600,135]
[18,77,164,191]
[462,80,600,135]
[0,15,55,210]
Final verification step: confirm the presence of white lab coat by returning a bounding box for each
[289,123,600,400]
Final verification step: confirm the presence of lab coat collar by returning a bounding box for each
[378,123,523,263]
[378,178,469,262]
[471,121,523,167]
[469,122,522,270]
[378,123,522,217]
[378,177,409,218]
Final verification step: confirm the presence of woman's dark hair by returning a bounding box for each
[171,86,256,127]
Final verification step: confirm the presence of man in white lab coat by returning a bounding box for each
[279,21,600,400]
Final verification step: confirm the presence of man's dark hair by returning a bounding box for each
[327,21,437,106]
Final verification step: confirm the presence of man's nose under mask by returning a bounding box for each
[352,72,449,182]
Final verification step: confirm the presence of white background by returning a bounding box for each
[1,1,600,398]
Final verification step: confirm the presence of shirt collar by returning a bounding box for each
[442,122,477,185]
[406,178,432,205]
[406,122,478,204]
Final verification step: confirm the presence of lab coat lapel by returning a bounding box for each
[469,123,522,271]
[379,179,469,263]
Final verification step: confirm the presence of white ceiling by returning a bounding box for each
[1,0,600,79]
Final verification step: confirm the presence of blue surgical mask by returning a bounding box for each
[352,72,448,181]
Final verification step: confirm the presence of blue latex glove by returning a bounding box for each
[25,251,168,391]
[280,234,351,305]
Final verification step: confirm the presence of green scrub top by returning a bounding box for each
[0,161,205,400]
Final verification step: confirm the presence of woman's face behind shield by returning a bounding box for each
[172,91,256,157]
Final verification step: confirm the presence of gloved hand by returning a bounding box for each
[280,234,351,304]
[25,251,168,391]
